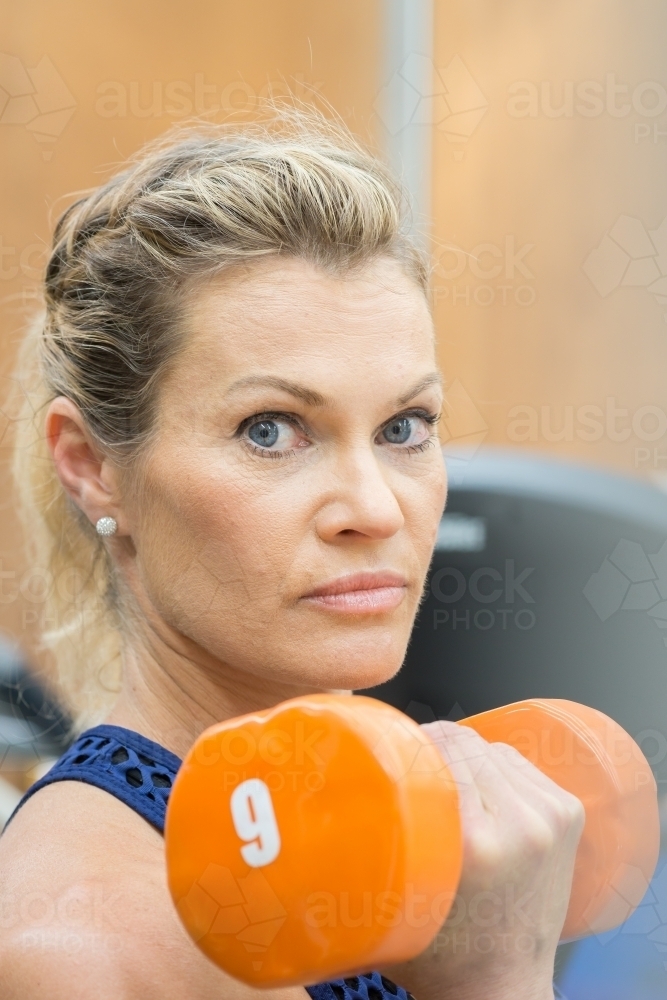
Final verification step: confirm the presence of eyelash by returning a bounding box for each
[248,445,290,459]
[391,409,441,456]
[236,410,305,460]
[237,408,441,459]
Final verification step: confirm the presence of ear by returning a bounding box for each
[45,396,127,535]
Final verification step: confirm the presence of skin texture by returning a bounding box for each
[0,256,583,998]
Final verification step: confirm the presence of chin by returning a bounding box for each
[220,619,413,696]
[306,651,406,693]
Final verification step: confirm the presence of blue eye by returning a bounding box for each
[378,410,440,451]
[382,416,412,444]
[242,413,307,454]
[248,420,280,447]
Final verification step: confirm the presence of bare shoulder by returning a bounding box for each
[0,781,305,1000]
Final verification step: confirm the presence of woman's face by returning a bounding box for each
[121,255,446,692]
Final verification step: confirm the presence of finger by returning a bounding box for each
[423,721,527,831]
[482,745,586,868]
[422,721,491,827]
[488,740,569,794]
[424,720,504,792]
[425,722,580,849]
[489,742,586,826]
[443,722,586,828]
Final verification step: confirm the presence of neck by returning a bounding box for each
[104,626,323,760]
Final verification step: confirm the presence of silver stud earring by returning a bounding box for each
[95,516,118,537]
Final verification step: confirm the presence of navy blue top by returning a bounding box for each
[5,724,414,1000]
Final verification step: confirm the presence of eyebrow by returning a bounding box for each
[224,371,443,409]
[395,372,443,406]
[225,375,329,407]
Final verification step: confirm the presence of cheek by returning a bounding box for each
[403,459,448,559]
[135,456,305,624]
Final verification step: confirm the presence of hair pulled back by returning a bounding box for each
[10,107,428,731]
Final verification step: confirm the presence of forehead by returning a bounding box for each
[177,256,436,382]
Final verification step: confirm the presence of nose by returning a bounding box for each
[314,443,405,543]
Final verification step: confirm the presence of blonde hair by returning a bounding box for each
[9,107,428,733]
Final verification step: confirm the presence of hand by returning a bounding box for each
[381,721,585,1000]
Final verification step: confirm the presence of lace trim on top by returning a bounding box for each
[304,973,413,1000]
[5,723,181,833]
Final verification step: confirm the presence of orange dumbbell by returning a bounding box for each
[164,695,660,989]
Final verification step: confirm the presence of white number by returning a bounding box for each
[230,778,281,867]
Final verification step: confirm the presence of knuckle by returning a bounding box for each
[421,720,461,742]
[465,830,504,875]
[491,741,529,767]
[556,789,586,831]
[541,784,582,824]
[536,793,585,845]
[426,723,492,763]
[520,812,557,859]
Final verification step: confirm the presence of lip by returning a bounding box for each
[301,570,408,614]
